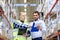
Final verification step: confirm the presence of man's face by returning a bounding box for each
[33,13,39,20]
[20,13,26,21]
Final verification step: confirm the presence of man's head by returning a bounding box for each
[33,11,40,21]
[19,12,26,21]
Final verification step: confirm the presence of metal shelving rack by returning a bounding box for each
[44,0,60,40]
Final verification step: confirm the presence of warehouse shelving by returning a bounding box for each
[44,0,60,40]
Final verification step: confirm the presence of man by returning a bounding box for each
[17,12,27,36]
[29,11,46,40]
[12,12,28,40]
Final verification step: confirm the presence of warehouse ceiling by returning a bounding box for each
[14,0,40,22]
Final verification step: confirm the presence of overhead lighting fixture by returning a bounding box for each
[14,4,37,6]
[24,8,27,12]
[24,0,27,3]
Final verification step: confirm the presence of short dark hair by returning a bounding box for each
[33,11,40,15]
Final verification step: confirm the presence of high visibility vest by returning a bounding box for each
[11,20,28,29]
[11,20,28,40]
[14,36,26,40]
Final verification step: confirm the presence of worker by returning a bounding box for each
[29,11,46,40]
[12,12,28,40]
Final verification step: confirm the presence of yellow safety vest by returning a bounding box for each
[14,36,26,40]
[11,20,28,40]
[11,20,28,29]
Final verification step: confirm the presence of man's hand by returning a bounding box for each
[37,25,42,30]
[23,33,27,37]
